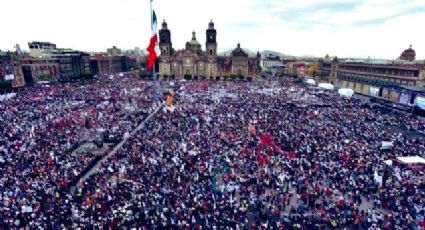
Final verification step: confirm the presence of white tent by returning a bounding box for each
[380,141,394,150]
[397,156,425,164]
[306,79,315,85]
[318,83,335,90]
[5,74,14,80]
[338,88,354,98]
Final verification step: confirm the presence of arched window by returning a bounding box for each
[209,50,213,55]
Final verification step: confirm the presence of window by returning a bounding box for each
[209,50,213,55]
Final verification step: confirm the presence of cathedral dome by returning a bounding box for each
[400,45,416,61]
[189,31,200,46]
[231,43,248,57]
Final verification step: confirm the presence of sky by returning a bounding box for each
[1,0,424,59]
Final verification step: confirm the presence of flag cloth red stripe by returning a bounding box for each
[147,10,160,70]
[147,34,158,70]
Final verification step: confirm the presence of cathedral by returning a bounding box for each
[158,20,261,79]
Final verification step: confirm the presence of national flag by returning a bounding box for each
[147,10,161,70]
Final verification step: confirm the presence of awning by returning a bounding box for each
[318,83,335,90]
[397,156,425,164]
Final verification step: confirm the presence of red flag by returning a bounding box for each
[260,134,273,146]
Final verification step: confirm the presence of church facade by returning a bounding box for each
[158,20,261,79]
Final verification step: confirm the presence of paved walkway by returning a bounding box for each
[77,104,163,185]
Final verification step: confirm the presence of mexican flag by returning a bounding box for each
[147,10,161,71]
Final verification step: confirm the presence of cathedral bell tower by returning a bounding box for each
[159,20,172,56]
[206,20,217,56]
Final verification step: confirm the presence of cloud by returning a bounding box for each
[353,5,425,26]
[0,0,424,59]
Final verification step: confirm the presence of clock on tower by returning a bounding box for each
[206,20,217,44]
[206,30,216,43]
[206,20,217,56]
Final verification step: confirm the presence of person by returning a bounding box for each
[1,77,424,228]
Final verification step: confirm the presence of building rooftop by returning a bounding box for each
[399,45,416,61]
[188,31,201,46]
[29,41,56,45]
[231,43,248,57]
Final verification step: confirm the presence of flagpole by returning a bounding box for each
[150,0,153,30]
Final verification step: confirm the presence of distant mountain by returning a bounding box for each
[260,50,288,58]
[218,48,257,56]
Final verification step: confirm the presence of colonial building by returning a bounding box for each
[107,46,122,56]
[21,57,60,85]
[158,20,261,79]
[26,41,91,82]
[59,49,91,77]
[261,54,282,69]
[28,41,57,57]
[0,51,26,87]
[285,62,308,77]
[91,45,142,75]
[90,54,123,75]
[317,49,425,103]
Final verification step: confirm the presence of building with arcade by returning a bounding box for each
[316,46,425,104]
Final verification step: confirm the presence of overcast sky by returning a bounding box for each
[1,0,424,59]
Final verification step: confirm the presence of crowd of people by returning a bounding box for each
[1,76,425,229]
[0,72,159,228]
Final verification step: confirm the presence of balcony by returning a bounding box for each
[338,69,417,81]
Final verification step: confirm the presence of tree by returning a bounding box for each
[39,73,49,81]
[0,80,13,93]
[80,72,94,79]
[230,74,237,80]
